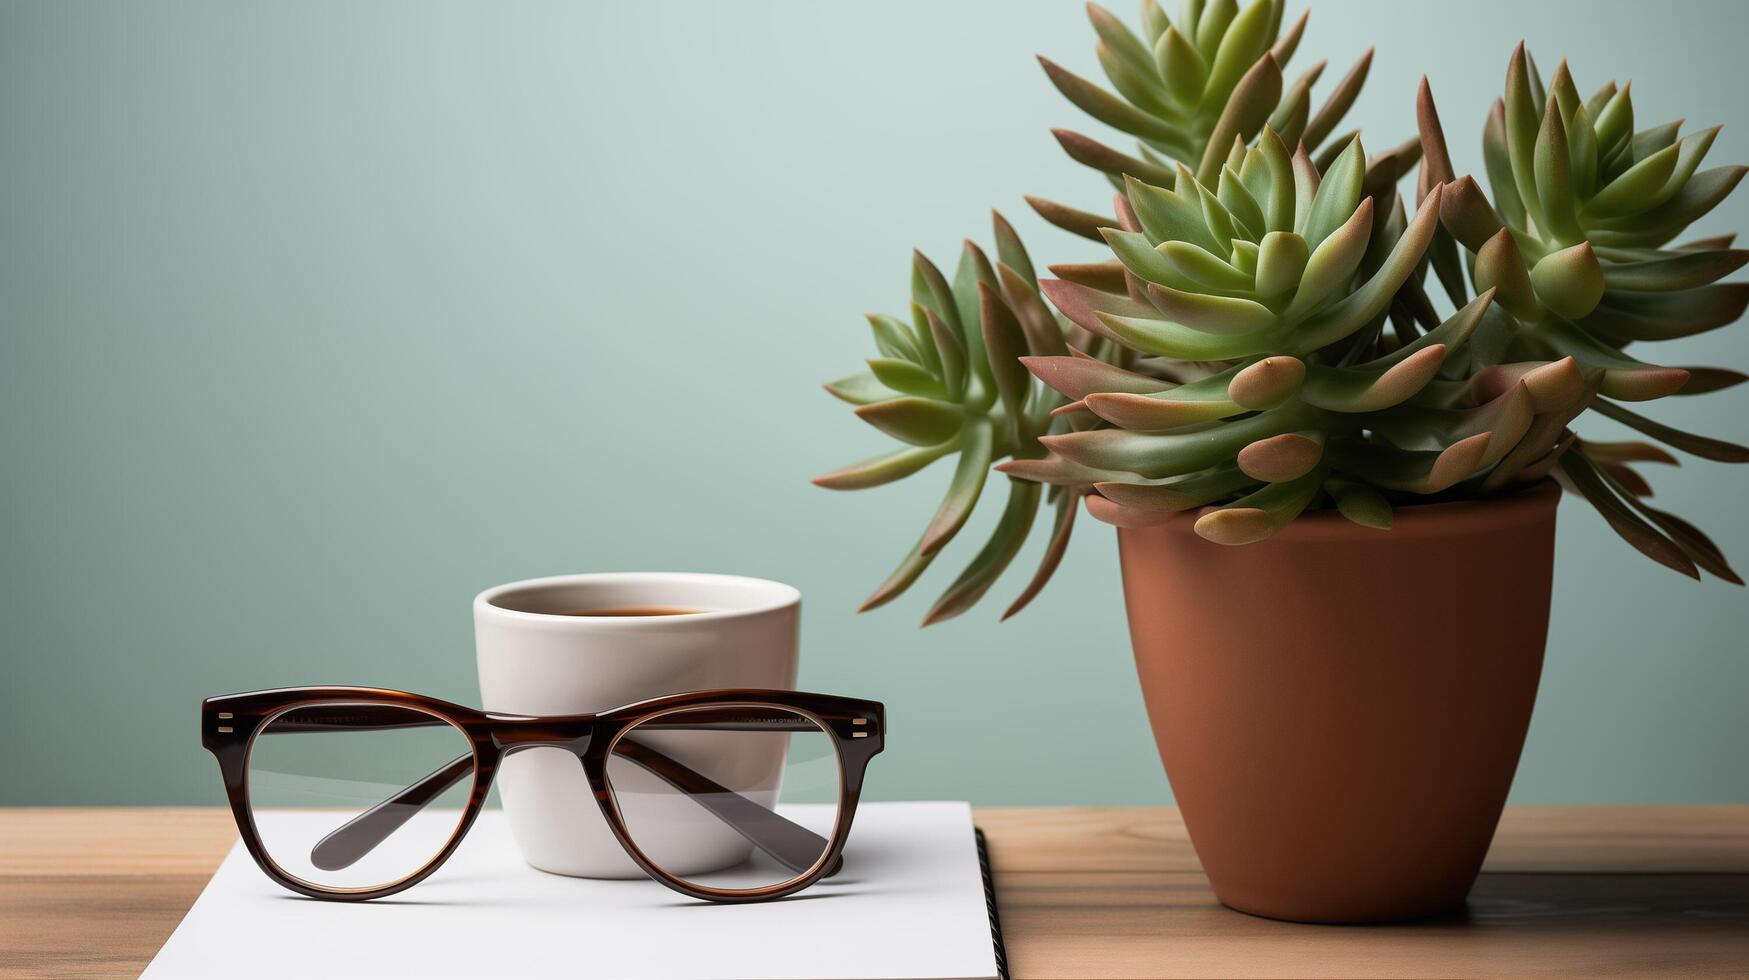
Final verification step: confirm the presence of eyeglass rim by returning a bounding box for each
[600,700,850,899]
[241,699,484,897]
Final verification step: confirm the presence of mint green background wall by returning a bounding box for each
[2,0,1744,806]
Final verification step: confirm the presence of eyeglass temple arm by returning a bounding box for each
[293,717,840,877]
[610,735,839,876]
[309,754,474,872]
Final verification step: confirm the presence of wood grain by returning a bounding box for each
[1,806,1745,979]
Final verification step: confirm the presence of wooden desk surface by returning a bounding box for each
[1,806,1745,979]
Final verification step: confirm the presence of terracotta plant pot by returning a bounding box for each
[1117,480,1561,924]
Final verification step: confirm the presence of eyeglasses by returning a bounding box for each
[201,687,885,903]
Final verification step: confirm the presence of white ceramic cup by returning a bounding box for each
[473,572,800,878]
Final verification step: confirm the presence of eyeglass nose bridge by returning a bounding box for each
[488,715,594,755]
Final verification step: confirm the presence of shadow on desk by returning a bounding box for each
[996,869,1749,979]
[1456,871,1749,927]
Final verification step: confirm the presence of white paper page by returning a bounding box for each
[142,801,998,980]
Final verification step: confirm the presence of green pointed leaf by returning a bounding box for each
[1301,343,1448,412]
[1101,40,1179,117]
[1040,57,1184,144]
[867,313,921,363]
[1534,98,1583,244]
[1327,478,1392,530]
[1094,310,1272,360]
[1042,404,1315,478]
[1155,26,1207,105]
[991,211,1036,286]
[1303,138,1364,248]
[1330,434,1494,494]
[1193,176,1238,245]
[1100,228,1186,287]
[1193,469,1323,544]
[912,252,960,334]
[1630,119,1681,164]
[1003,487,1080,620]
[1027,195,1120,243]
[1567,103,1598,199]
[1302,49,1372,152]
[1558,451,1697,579]
[1473,229,1538,318]
[1376,290,1494,365]
[1197,52,1281,185]
[1161,240,1254,291]
[996,264,1068,361]
[1647,126,1721,209]
[1139,0,1171,44]
[1124,176,1224,252]
[1584,141,1680,217]
[1145,282,1277,334]
[998,454,1140,486]
[1269,8,1306,67]
[1267,71,1312,149]
[824,371,900,406]
[814,443,952,490]
[1292,188,1442,351]
[1254,230,1308,298]
[1084,377,1247,428]
[854,397,963,447]
[1592,83,1634,157]
[1089,3,1163,84]
[867,358,945,399]
[857,532,939,613]
[1530,242,1605,319]
[954,242,999,403]
[1504,46,1545,231]
[1193,0,1238,60]
[1284,197,1372,321]
[1675,367,1748,395]
[1218,164,1267,238]
[922,480,1041,626]
[979,283,1032,435]
[919,417,996,555]
[1441,175,1505,251]
[1604,249,1749,292]
[1094,464,1254,511]
[920,304,967,400]
[1256,126,1296,231]
[1592,400,1749,462]
[1484,100,1529,229]
[1199,0,1275,113]
[1634,503,1742,584]
[1592,166,1748,248]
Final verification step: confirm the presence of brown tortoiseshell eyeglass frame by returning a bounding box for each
[201,686,885,904]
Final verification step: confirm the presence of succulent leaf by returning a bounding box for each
[921,479,1042,626]
[1001,486,1081,620]
[1327,478,1393,529]
[1193,469,1324,543]
[813,444,955,491]
[1044,0,1363,190]
[825,371,901,406]
[854,397,963,447]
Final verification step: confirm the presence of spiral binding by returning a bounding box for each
[975,828,1011,980]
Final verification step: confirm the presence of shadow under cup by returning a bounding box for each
[474,573,807,882]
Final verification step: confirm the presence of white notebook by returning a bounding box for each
[142,801,1003,980]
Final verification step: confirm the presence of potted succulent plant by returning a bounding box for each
[815,0,1747,923]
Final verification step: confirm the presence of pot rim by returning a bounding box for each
[1131,478,1562,544]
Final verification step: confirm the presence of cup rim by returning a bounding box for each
[473,572,800,627]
